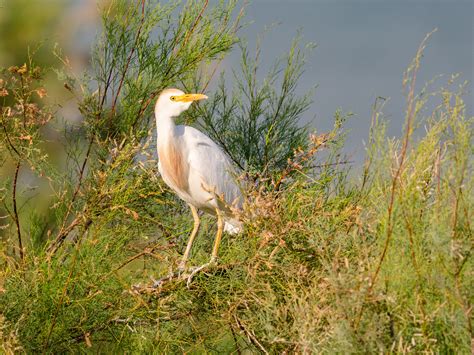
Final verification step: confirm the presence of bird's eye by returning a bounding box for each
[170,96,176,101]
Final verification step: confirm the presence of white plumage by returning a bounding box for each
[155,88,242,268]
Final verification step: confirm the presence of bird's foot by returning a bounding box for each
[185,257,217,288]
[133,259,217,293]
[150,268,182,289]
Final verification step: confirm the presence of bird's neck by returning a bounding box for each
[155,112,176,146]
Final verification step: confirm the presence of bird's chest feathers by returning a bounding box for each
[158,140,189,193]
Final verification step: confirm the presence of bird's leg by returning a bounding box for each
[185,208,224,288]
[178,204,200,271]
[211,207,224,263]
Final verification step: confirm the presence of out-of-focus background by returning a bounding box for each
[0,0,472,162]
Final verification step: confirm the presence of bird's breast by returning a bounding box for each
[158,141,189,194]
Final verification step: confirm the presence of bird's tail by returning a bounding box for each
[224,219,242,234]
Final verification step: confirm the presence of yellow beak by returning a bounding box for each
[173,93,208,102]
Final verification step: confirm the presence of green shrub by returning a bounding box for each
[0,2,471,353]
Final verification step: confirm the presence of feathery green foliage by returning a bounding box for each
[188,36,313,179]
[0,1,472,353]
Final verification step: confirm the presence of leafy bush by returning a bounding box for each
[0,1,471,353]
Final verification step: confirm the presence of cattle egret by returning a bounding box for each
[155,88,242,271]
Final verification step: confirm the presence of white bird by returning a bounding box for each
[155,88,242,270]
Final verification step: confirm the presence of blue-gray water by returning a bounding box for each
[235,0,473,162]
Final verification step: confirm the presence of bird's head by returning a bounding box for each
[155,88,208,118]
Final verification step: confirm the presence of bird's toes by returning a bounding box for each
[185,261,215,288]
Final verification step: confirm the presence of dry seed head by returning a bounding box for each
[35,88,47,98]
[17,64,27,75]
[19,135,33,145]
[8,66,19,73]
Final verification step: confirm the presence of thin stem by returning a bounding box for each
[110,0,146,117]
[48,136,94,254]
[43,234,84,350]
[180,0,209,50]
[12,161,23,261]
[132,0,214,128]
[361,96,386,192]
[354,30,435,330]
[229,323,242,355]
[234,315,268,354]
[1,116,21,157]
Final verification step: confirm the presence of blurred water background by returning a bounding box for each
[0,0,472,163]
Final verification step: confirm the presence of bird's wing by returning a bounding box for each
[177,125,242,209]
